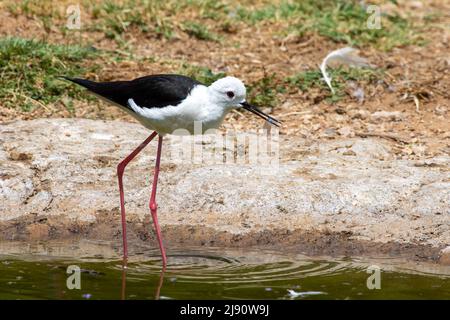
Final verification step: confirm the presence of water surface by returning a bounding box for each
[0,242,448,299]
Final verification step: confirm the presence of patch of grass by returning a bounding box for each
[196,0,229,20]
[235,0,422,50]
[0,37,99,111]
[236,1,300,23]
[287,70,326,92]
[87,0,231,43]
[91,1,147,40]
[236,6,275,23]
[299,2,420,50]
[89,0,179,42]
[4,0,424,51]
[182,21,220,42]
[178,63,225,85]
[247,73,282,108]
[154,21,175,40]
[6,0,59,19]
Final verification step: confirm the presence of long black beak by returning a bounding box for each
[240,101,282,127]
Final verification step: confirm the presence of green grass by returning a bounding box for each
[90,1,150,40]
[193,0,229,20]
[299,2,421,49]
[178,63,225,85]
[235,0,422,50]
[89,1,223,43]
[0,37,99,111]
[6,0,59,18]
[247,73,282,108]
[236,1,300,23]
[4,0,425,50]
[287,70,325,92]
[182,21,220,42]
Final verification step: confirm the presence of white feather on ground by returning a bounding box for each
[319,47,372,94]
[287,289,326,298]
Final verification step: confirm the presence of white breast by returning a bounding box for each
[127,85,227,135]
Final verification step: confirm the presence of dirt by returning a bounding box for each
[0,211,442,264]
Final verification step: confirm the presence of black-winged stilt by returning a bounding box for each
[63,74,281,267]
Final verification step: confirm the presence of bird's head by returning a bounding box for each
[208,76,247,108]
[208,76,281,127]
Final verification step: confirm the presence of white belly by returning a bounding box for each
[133,111,225,135]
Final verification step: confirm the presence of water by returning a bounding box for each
[0,242,448,299]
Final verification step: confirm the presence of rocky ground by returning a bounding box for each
[1,119,448,264]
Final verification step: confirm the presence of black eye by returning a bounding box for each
[226,91,234,98]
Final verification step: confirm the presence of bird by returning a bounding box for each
[63,74,281,267]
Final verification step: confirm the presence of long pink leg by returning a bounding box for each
[118,131,158,258]
[149,135,167,267]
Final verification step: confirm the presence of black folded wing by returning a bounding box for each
[63,74,203,109]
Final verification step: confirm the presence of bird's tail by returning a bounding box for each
[59,76,124,103]
[59,76,99,91]
[59,76,132,109]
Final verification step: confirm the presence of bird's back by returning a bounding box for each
[63,74,203,110]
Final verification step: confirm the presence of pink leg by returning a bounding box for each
[149,135,167,267]
[118,131,158,258]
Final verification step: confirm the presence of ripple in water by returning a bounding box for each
[0,245,448,299]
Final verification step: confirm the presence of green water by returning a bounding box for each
[0,245,449,300]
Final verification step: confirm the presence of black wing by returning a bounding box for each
[62,74,203,109]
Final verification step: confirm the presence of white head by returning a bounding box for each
[208,76,246,109]
[207,76,281,127]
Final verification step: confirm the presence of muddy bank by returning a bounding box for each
[0,216,444,264]
[0,119,449,262]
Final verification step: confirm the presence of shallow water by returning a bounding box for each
[0,243,448,300]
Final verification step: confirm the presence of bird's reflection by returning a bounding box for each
[121,257,166,300]
[121,257,127,300]
[154,266,166,299]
